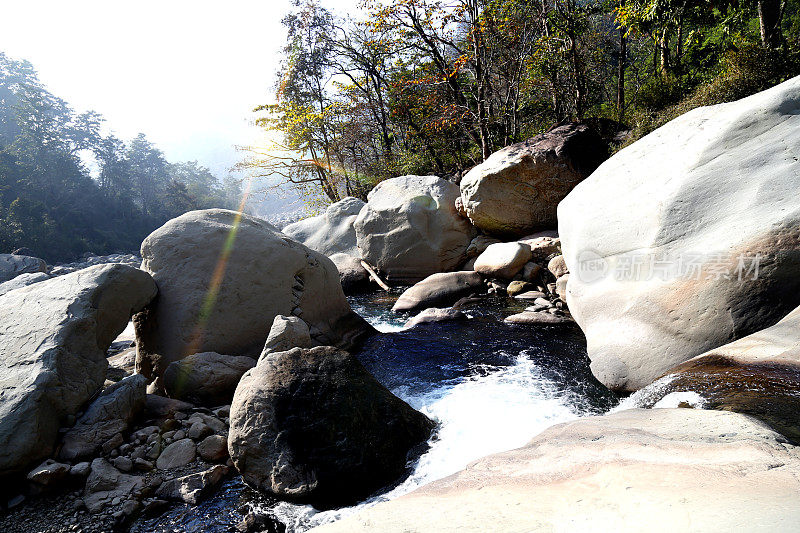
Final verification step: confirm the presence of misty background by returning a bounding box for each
[0,0,356,219]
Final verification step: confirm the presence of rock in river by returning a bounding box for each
[392,271,485,313]
[228,346,436,506]
[559,75,800,392]
[282,197,365,257]
[636,302,800,444]
[355,176,476,283]
[135,209,375,378]
[0,264,157,477]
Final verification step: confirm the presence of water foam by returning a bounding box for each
[268,351,585,532]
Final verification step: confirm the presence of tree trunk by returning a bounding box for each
[617,28,626,124]
[659,28,670,75]
[758,0,783,49]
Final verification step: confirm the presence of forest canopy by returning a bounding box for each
[243,0,800,205]
[0,52,243,262]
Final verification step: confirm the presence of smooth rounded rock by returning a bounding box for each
[156,439,196,470]
[460,124,607,237]
[393,271,485,313]
[355,176,476,282]
[282,197,365,257]
[134,209,374,377]
[474,242,532,279]
[559,76,800,392]
[162,352,255,407]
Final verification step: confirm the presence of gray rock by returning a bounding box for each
[162,352,255,407]
[506,281,536,297]
[229,346,435,506]
[197,435,229,463]
[0,264,157,477]
[329,253,369,293]
[547,255,568,278]
[474,242,532,279]
[60,374,148,461]
[155,465,228,505]
[83,458,144,514]
[144,395,195,419]
[314,409,800,533]
[555,275,569,301]
[0,272,50,297]
[355,176,476,283]
[187,422,212,441]
[27,459,71,487]
[260,315,315,360]
[156,439,196,470]
[558,76,800,392]
[106,347,137,382]
[70,462,91,478]
[393,271,485,313]
[459,123,606,237]
[0,253,47,283]
[505,311,572,325]
[135,209,374,378]
[465,235,502,258]
[405,308,468,328]
[111,457,133,473]
[282,197,365,257]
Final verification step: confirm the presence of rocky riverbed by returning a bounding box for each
[2,77,800,532]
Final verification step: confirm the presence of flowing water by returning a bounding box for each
[133,290,617,532]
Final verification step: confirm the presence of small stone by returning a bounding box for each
[188,422,213,441]
[27,459,71,487]
[112,457,133,472]
[173,430,186,440]
[102,433,124,454]
[70,462,91,478]
[198,435,229,463]
[522,262,543,283]
[133,458,154,471]
[506,280,536,297]
[155,465,228,504]
[7,494,25,509]
[213,406,230,419]
[156,438,196,469]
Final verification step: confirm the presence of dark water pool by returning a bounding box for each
[132,291,616,532]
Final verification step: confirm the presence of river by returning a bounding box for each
[132,290,617,532]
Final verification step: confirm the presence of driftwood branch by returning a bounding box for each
[360,260,391,292]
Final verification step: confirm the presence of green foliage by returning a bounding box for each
[256,0,799,207]
[0,52,243,262]
[624,44,800,147]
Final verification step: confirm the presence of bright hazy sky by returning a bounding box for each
[1,0,357,183]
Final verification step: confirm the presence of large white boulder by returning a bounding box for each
[460,124,607,237]
[135,209,374,378]
[0,253,47,283]
[559,76,800,392]
[0,264,157,476]
[315,409,800,532]
[282,197,365,257]
[355,176,476,282]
